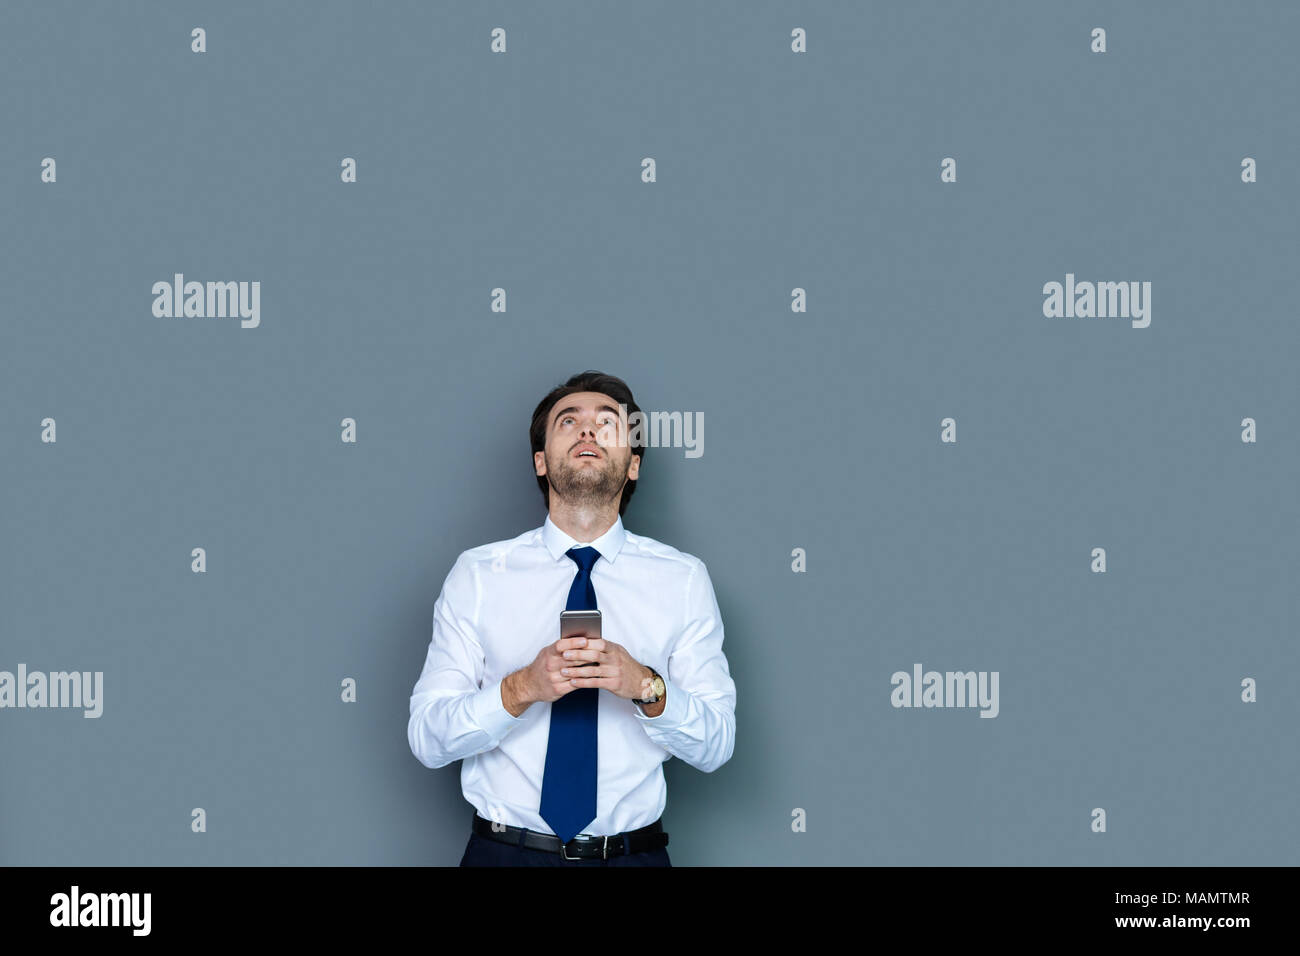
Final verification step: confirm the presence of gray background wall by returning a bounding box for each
[2,0,1296,865]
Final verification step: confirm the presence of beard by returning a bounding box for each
[547,452,627,508]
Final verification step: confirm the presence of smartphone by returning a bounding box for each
[560,610,601,668]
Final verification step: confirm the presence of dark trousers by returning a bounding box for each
[459,831,672,867]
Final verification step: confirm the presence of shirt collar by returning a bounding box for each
[542,513,626,565]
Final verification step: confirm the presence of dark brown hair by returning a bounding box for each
[530,371,645,515]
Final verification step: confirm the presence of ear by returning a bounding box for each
[534,450,547,477]
[626,453,640,481]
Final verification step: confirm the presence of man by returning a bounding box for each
[408,370,736,866]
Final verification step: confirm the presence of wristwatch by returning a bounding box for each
[633,666,665,705]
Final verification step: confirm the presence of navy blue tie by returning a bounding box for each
[539,546,600,843]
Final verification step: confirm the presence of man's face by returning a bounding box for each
[535,391,641,509]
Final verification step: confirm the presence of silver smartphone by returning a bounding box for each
[560,610,601,668]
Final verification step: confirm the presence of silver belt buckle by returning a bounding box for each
[561,834,610,861]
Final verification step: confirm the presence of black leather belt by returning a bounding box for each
[472,814,669,861]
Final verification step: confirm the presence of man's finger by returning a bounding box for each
[560,648,605,663]
[563,665,609,679]
[567,675,618,689]
[553,636,591,652]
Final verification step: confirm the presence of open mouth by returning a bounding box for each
[573,447,602,459]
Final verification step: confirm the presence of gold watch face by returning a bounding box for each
[651,677,665,697]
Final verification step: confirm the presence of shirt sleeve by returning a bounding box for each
[408,552,526,769]
[633,559,736,773]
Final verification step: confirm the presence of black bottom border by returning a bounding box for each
[1,865,1284,941]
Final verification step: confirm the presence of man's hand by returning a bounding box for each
[559,637,659,704]
[501,636,594,717]
[501,636,665,717]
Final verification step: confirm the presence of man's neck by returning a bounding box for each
[548,500,619,544]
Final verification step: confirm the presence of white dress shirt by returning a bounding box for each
[408,514,736,837]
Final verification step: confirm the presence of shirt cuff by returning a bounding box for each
[634,673,687,728]
[470,676,526,739]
